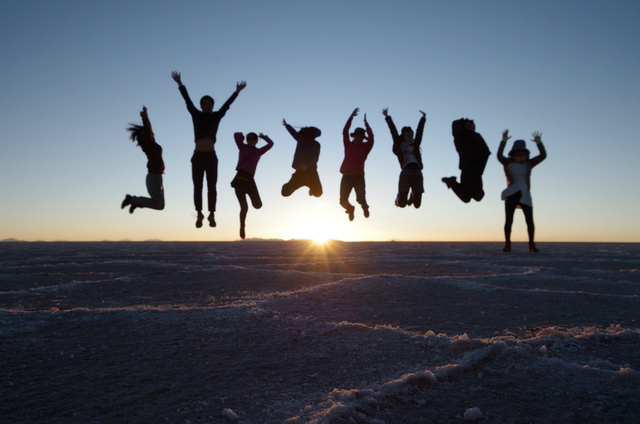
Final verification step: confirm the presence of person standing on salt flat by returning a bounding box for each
[497,130,547,252]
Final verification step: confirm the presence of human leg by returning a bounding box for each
[191,153,205,213]
[503,193,520,251]
[409,170,424,209]
[204,153,218,227]
[396,170,410,208]
[235,187,248,239]
[461,170,485,202]
[521,204,538,251]
[307,169,323,197]
[353,175,369,218]
[282,171,306,197]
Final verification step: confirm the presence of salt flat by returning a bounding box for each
[1,241,639,423]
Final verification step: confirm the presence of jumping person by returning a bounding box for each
[442,118,491,203]
[497,130,547,252]
[232,132,274,239]
[281,119,322,198]
[340,108,374,220]
[121,106,165,213]
[383,108,426,208]
[171,70,246,228]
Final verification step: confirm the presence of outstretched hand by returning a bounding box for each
[236,81,247,93]
[419,110,426,118]
[382,108,389,117]
[140,106,148,118]
[502,130,511,143]
[351,108,359,118]
[171,71,182,85]
[532,131,542,143]
[282,118,288,127]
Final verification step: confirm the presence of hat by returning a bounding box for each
[351,127,366,138]
[401,126,413,135]
[509,139,530,156]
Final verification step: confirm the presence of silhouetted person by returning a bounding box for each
[121,106,165,213]
[442,118,491,202]
[383,108,426,208]
[232,132,274,239]
[171,70,246,228]
[340,108,374,221]
[281,119,322,197]
[497,130,547,252]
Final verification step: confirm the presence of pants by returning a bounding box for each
[232,171,262,226]
[130,173,165,210]
[340,174,367,210]
[504,191,535,243]
[451,169,485,203]
[282,169,322,197]
[397,166,423,208]
[191,151,218,212]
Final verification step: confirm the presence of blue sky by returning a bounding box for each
[1,0,639,242]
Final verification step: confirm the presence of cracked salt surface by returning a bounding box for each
[1,241,639,423]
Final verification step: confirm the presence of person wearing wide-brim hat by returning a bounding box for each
[339,108,374,221]
[497,130,547,252]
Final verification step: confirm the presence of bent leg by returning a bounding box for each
[307,169,323,197]
[282,171,305,197]
[339,175,354,210]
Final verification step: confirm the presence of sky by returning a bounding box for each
[1,0,639,243]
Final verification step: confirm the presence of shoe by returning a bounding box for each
[442,177,456,189]
[407,192,414,206]
[129,204,137,214]
[528,242,539,253]
[121,195,132,209]
[208,212,216,227]
[195,211,204,228]
[502,242,511,252]
[362,205,370,218]
[346,205,355,221]
[240,225,246,240]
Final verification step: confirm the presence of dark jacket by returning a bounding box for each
[139,112,164,174]
[178,85,238,143]
[285,124,321,170]
[385,115,426,170]
[453,129,491,173]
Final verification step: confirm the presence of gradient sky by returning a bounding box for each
[1,1,639,242]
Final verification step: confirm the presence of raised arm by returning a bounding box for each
[364,114,374,146]
[496,129,511,164]
[282,119,299,142]
[234,132,245,149]
[415,110,427,146]
[383,108,399,141]
[530,131,547,167]
[343,108,358,145]
[171,71,198,114]
[258,133,275,154]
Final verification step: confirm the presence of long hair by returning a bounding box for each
[127,124,145,145]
